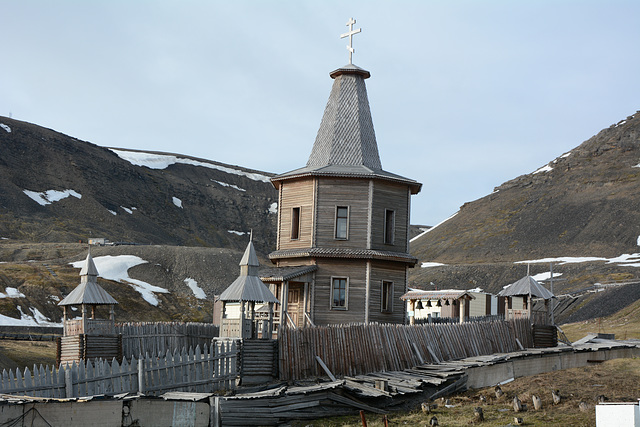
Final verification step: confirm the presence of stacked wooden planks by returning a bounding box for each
[240,339,278,385]
[279,319,532,381]
[218,381,386,426]
[57,334,122,366]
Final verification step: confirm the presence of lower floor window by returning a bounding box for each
[381,281,393,313]
[331,277,347,309]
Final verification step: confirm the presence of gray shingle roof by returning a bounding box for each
[219,275,279,303]
[219,238,279,303]
[271,64,422,195]
[268,247,418,265]
[59,252,118,306]
[498,276,555,299]
[259,265,318,282]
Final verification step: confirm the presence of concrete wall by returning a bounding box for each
[466,347,640,389]
[0,398,210,427]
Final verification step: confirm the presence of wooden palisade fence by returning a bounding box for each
[117,322,219,358]
[0,340,238,398]
[279,319,533,381]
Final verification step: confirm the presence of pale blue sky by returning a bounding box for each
[1,1,639,225]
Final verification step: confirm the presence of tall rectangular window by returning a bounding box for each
[384,209,395,244]
[331,277,348,309]
[291,207,300,240]
[381,281,393,313]
[335,206,349,239]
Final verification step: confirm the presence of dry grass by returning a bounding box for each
[0,340,57,371]
[562,298,640,342]
[294,358,640,427]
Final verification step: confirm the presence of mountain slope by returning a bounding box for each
[0,116,278,253]
[410,111,640,295]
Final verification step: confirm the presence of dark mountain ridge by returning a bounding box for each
[0,116,278,254]
[409,111,640,319]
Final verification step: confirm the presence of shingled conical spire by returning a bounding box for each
[59,249,118,306]
[307,64,381,170]
[272,63,421,194]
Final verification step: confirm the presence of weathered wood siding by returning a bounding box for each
[312,259,367,325]
[469,293,488,317]
[370,181,409,252]
[367,261,407,324]
[315,178,369,249]
[278,178,315,250]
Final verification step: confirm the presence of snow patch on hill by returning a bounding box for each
[111,149,271,183]
[0,123,11,133]
[23,189,82,206]
[71,255,169,306]
[184,278,206,300]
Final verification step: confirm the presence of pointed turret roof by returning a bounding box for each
[498,275,555,300]
[272,64,421,194]
[59,251,118,306]
[219,236,279,303]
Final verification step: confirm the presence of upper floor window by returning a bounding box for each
[331,277,348,309]
[291,207,301,240]
[384,209,395,244]
[381,280,393,313]
[335,206,349,240]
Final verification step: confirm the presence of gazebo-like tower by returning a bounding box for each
[498,275,554,323]
[57,250,121,365]
[219,235,279,339]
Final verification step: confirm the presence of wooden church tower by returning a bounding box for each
[261,20,422,327]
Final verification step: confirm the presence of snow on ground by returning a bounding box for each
[108,209,117,215]
[228,230,246,236]
[269,202,278,214]
[110,149,271,183]
[533,164,553,174]
[0,123,10,133]
[184,278,206,299]
[0,306,61,327]
[421,262,446,268]
[531,271,562,282]
[121,206,136,214]
[71,255,169,306]
[172,197,183,208]
[410,212,458,243]
[23,189,81,206]
[212,180,246,192]
[516,253,640,268]
[0,287,25,298]
[637,235,640,246]
[1,237,9,240]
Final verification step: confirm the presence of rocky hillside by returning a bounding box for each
[410,111,640,300]
[0,116,278,254]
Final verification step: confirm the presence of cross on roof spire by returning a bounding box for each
[340,17,361,64]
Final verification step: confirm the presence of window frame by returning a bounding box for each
[290,207,301,240]
[381,280,393,313]
[330,276,349,310]
[384,209,395,245]
[334,205,350,240]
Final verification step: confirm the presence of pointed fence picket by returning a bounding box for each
[0,341,240,398]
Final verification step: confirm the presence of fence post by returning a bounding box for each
[137,358,144,394]
[64,368,73,398]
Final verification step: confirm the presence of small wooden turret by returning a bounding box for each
[57,249,122,365]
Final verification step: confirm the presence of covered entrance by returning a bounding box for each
[260,265,317,331]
